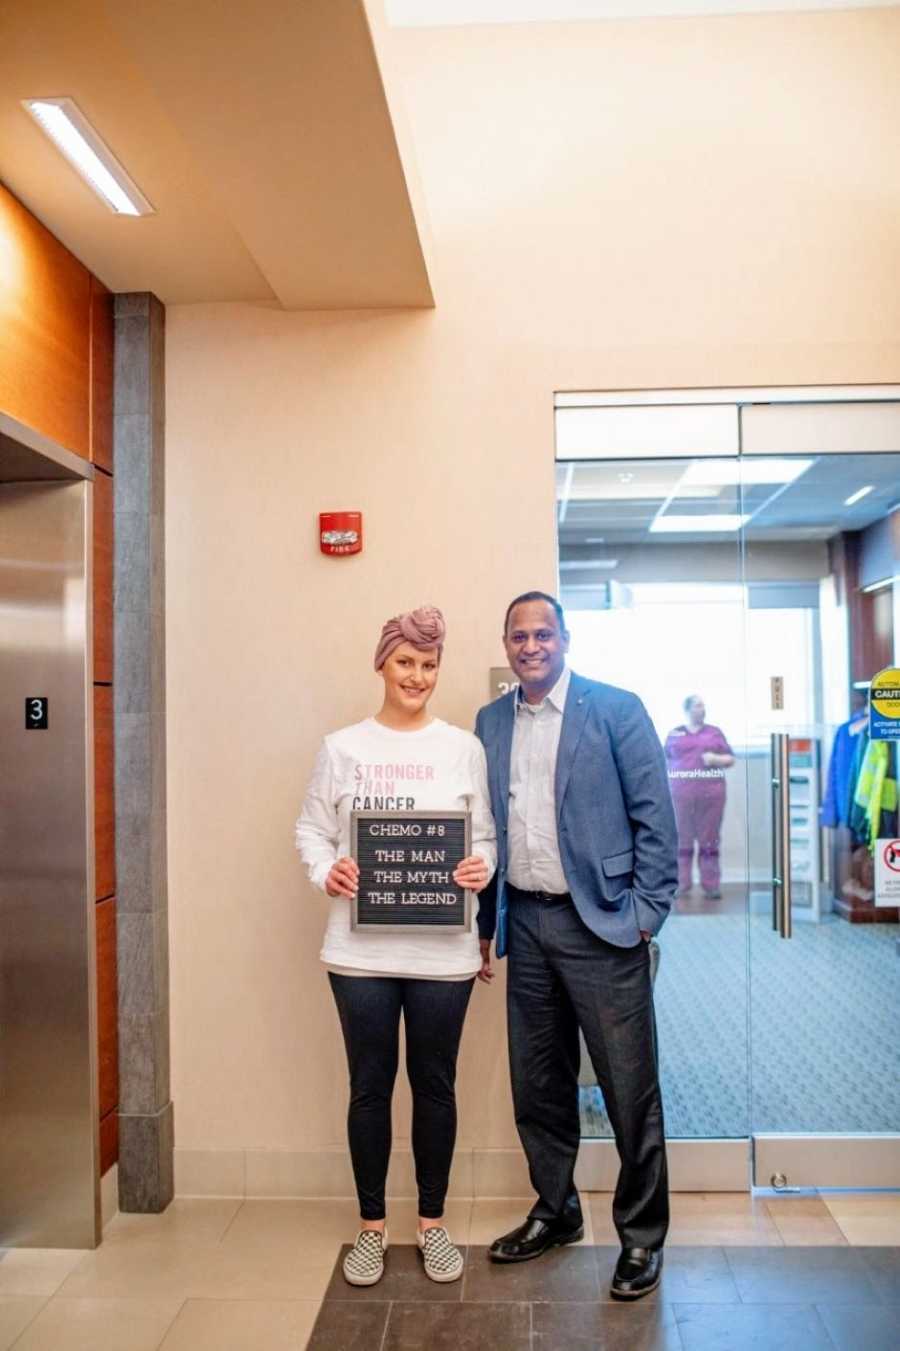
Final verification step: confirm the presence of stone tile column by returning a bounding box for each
[113,294,173,1212]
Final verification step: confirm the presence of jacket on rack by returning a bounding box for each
[851,738,898,850]
[820,717,867,829]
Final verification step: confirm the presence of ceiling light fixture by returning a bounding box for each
[844,485,874,507]
[564,484,718,502]
[22,97,154,216]
[650,514,749,534]
[559,559,619,570]
[679,458,814,488]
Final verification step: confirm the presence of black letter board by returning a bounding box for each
[351,810,472,932]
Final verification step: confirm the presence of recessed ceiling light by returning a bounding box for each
[679,458,813,487]
[559,559,619,570]
[22,97,154,216]
[565,483,717,501]
[844,485,874,507]
[650,515,749,534]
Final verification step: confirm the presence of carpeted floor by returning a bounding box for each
[580,912,900,1138]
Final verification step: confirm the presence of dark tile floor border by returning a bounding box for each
[308,1245,900,1351]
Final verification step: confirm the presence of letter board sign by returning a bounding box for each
[351,810,471,931]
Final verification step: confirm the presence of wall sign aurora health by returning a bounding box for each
[351,810,472,931]
[869,667,900,741]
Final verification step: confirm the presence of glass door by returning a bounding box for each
[558,455,752,1187]
[742,450,900,1188]
[556,436,900,1189]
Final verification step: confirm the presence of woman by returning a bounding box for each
[296,605,495,1287]
[665,695,735,899]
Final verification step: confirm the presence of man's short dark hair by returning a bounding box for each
[504,590,567,635]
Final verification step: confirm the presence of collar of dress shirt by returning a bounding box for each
[516,664,571,715]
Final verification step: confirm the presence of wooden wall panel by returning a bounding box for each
[861,587,894,680]
[93,470,114,684]
[94,685,116,901]
[0,184,91,457]
[96,897,119,1121]
[90,277,114,471]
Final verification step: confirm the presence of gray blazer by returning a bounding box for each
[475,671,677,957]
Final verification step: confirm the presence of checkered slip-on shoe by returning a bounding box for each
[417,1225,464,1283]
[342,1228,388,1286]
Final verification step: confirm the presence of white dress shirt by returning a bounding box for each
[507,665,570,894]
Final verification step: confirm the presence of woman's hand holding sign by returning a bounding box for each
[453,855,489,893]
[325,857,359,899]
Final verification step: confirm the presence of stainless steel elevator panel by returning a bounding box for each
[0,481,99,1248]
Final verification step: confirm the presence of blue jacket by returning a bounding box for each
[475,671,677,957]
[820,718,864,829]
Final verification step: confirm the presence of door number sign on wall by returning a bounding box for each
[25,697,48,729]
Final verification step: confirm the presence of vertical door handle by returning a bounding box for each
[770,732,793,939]
[771,732,783,933]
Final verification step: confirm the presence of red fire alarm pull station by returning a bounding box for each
[320,511,363,556]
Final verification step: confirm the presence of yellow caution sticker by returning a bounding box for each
[870,667,900,740]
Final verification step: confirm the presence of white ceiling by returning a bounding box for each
[388,1,899,25]
[0,0,434,309]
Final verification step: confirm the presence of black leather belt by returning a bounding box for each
[507,883,572,906]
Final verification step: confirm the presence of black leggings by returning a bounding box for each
[328,973,475,1220]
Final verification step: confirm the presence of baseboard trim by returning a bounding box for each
[576,1138,751,1192]
[174,1139,752,1200]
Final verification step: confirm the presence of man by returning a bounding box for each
[475,591,676,1300]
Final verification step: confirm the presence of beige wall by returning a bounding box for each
[166,7,900,1164]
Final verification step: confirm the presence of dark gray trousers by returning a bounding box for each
[506,888,669,1250]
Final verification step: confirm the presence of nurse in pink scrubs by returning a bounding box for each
[665,696,735,899]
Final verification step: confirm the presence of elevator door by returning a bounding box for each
[0,481,99,1247]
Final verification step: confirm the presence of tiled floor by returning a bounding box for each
[0,1193,895,1350]
[311,1242,900,1350]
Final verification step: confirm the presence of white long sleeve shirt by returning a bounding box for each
[296,718,496,978]
[507,665,570,894]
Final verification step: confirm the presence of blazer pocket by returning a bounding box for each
[602,849,634,878]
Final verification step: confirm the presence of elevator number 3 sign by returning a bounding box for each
[25,696,48,729]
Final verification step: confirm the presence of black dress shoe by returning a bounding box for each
[489,1215,584,1263]
[610,1246,663,1299]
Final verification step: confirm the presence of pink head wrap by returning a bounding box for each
[374,605,446,671]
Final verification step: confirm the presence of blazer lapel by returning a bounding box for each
[493,691,515,827]
[555,673,591,815]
